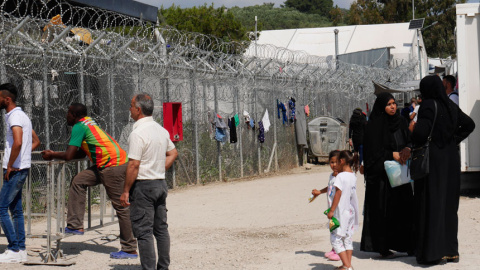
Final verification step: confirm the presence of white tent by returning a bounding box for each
[246,22,428,79]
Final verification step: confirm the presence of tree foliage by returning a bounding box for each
[283,0,334,17]
[158,4,249,44]
[329,5,346,26]
[229,3,332,31]
[346,0,465,57]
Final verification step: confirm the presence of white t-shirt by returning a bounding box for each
[128,116,175,180]
[411,104,420,122]
[332,172,359,237]
[449,92,459,106]
[3,107,32,169]
[326,173,336,208]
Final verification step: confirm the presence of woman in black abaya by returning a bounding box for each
[360,92,415,257]
[411,75,475,264]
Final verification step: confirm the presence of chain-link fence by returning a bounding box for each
[0,0,417,220]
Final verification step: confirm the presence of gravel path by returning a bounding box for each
[1,164,479,269]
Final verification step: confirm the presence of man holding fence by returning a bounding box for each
[0,83,40,263]
[120,93,177,270]
[41,103,138,259]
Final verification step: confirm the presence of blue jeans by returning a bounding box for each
[0,169,28,251]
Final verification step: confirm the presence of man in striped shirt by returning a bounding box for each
[41,103,138,259]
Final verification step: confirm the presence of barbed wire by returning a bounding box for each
[0,0,418,186]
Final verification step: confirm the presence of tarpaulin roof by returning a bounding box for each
[373,80,420,96]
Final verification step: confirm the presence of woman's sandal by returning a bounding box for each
[442,255,459,263]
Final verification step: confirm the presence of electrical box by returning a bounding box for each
[163,102,183,142]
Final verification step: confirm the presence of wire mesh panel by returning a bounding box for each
[0,0,418,189]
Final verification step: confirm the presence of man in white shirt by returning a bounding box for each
[120,93,178,270]
[410,95,422,123]
[0,83,40,263]
[443,75,459,105]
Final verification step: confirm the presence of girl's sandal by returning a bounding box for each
[334,266,353,270]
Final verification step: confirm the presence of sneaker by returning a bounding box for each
[325,249,335,258]
[328,252,341,261]
[64,227,84,235]
[19,250,27,262]
[0,250,23,263]
[110,250,138,259]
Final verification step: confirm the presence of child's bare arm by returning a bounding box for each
[327,189,342,219]
[312,187,328,196]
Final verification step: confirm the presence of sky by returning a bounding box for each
[136,0,355,10]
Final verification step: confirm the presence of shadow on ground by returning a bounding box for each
[309,262,339,269]
[110,265,142,270]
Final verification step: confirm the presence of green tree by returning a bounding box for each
[283,0,334,17]
[346,0,464,57]
[347,0,384,25]
[416,0,465,58]
[229,3,331,31]
[329,5,345,26]
[158,4,249,44]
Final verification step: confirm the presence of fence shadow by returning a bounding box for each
[60,241,118,256]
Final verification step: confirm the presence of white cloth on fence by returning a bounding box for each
[262,109,270,132]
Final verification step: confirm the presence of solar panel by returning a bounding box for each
[409,18,425,30]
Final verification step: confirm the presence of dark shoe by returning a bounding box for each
[379,251,395,259]
[64,227,84,235]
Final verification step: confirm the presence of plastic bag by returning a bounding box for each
[323,208,340,232]
[384,160,412,188]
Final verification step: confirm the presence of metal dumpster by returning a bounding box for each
[307,116,348,163]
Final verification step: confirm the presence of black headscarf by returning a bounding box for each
[419,75,457,139]
[364,92,402,171]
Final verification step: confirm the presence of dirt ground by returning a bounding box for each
[0,164,479,269]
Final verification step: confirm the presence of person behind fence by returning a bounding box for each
[326,150,359,270]
[0,83,40,263]
[40,103,138,260]
[120,93,178,270]
[348,108,366,165]
[360,92,415,258]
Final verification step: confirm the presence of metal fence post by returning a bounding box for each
[235,85,243,177]
[190,70,200,184]
[213,81,221,182]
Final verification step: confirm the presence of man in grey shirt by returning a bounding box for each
[120,93,178,270]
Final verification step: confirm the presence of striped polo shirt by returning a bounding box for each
[69,116,128,169]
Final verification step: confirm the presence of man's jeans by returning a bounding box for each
[0,169,28,251]
[130,180,170,270]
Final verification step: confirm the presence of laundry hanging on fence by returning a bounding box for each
[305,105,310,117]
[277,100,287,125]
[234,114,240,127]
[288,97,296,123]
[243,110,251,128]
[262,109,271,132]
[250,118,255,130]
[228,117,237,143]
[258,120,265,143]
[214,114,228,142]
[295,108,307,147]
